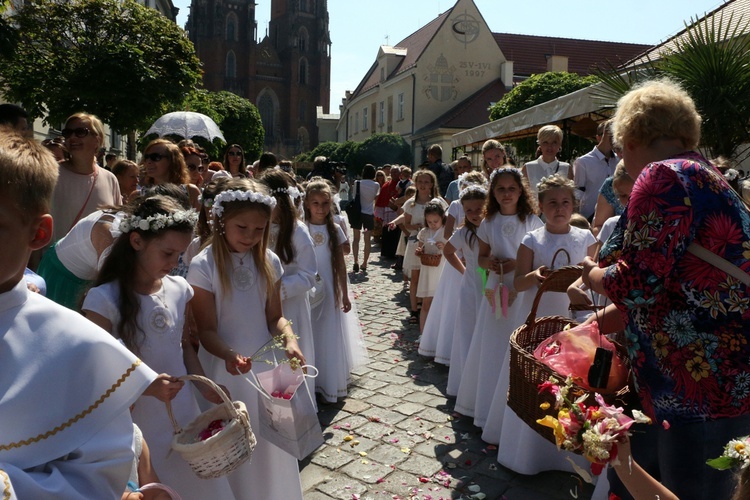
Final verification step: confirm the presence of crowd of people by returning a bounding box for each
[2,76,750,500]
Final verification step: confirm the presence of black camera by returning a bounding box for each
[326,160,348,175]
[587,347,613,390]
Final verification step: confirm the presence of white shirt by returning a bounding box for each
[356,179,380,215]
[524,158,571,197]
[574,147,619,218]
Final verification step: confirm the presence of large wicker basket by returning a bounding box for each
[420,253,442,267]
[168,375,256,479]
[507,266,629,447]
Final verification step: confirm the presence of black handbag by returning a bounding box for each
[344,180,362,226]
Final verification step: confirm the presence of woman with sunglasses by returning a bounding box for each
[222,144,248,177]
[50,113,122,244]
[141,139,201,211]
[180,146,205,188]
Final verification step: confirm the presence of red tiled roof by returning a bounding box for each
[493,33,652,77]
[416,79,508,134]
[350,10,451,99]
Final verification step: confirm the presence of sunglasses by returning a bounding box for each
[61,127,92,139]
[227,151,242,157]
[187,163,205,172]
[143,152,167,162]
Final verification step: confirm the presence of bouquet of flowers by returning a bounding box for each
[707,436,750,470]
[536,376,651,477]
[248,325,302,371]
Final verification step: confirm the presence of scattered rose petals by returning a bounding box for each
[390,438,399,443]
[352,494,360,500]
[332,425,341,430]
[418,477,430,483]
[445,462,457,469]
[662,420,671,430]
[489,463,497,470]
[487,445,497,450]
[465,459,472,466]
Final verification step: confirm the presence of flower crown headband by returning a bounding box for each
[459,184,488,199]
[271,186,303,199]
[489,166,522,186]
[708,435,750,470]
[212,189,277,218]
[114,209,198,235]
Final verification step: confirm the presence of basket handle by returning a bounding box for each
[244,365,318,401]
[139,482,182,500]
[550,248,571,270]
[165,374,239,435]
[524,265,583,328]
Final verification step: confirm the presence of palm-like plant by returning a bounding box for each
[595,12,750,163]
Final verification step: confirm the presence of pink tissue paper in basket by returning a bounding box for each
[533,322,628,394]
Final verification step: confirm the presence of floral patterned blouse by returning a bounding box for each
[600,151,750,425]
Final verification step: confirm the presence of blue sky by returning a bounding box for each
[172,0,724,111]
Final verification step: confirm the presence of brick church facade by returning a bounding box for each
[186,0,331,159]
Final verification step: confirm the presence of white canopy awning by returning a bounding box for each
[452,83,613,148]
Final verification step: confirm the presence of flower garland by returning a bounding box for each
[536,376,651,479]
[114,209,198,234]
[271,186,303,199]
[212,189,277,217]
[707,435,750,470]
[459,184,487,199]
[489,166,522,186]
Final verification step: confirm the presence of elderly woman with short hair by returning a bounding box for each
[583,79,750,500]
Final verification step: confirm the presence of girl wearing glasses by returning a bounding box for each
[50,113,122,243]
[141,139,201,211]
[222,144,248,178]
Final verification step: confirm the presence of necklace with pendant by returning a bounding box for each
[232,251,255,290]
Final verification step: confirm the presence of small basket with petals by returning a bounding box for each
[419,253,442,267]
[168,375,256,479]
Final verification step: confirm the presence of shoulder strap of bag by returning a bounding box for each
[687,243,750,286]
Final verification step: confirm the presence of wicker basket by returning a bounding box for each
[168,375,256,479]
[420,253,442,267]
[541,248,571,278]
[507,266,630,447]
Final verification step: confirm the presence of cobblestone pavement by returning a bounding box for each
[300,245,595,500]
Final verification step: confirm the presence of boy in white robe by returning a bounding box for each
[0,129,158,499]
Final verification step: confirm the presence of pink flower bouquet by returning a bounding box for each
[536,376,651,477]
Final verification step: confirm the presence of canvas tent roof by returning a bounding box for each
[451,83,612,148]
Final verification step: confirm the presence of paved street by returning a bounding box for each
[300,244,596,500]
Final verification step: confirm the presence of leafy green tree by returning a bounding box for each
[597,13,750,162]
[0,0,201,133]
[489,72,598,121]
[304,141,340,163]
[488,72,598,161]
[333,141,360,169]
[352,133,411,175]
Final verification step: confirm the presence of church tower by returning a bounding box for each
[187,0,331,159]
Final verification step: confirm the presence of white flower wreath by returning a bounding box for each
[114,209,198,234]
[212,189,277,217]
[459,184,488,199]
[489,166,522,186]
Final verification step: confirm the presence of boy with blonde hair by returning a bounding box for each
[0,128,157,498]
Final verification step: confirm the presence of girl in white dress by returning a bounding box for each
[82,195,235,500]
[492,174,596,474]
[420,171,486,362]
[304,179,360,402]
[403,170,440,325]
[454,167,543,428]
[414,200,448,333]
[187,178,305,500]
[262,170,317,369]
[444,185,488,393]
